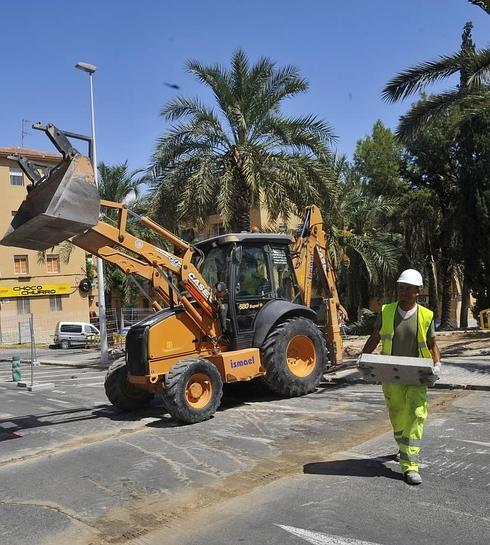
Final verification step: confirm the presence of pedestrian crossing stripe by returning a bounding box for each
[277,525,382,545]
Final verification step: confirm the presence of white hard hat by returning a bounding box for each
[397,269,423,287]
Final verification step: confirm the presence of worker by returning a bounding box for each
[362,269,441,485]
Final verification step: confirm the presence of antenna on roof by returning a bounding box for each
[21,119,32,147]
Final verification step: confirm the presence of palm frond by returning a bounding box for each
[465,48,490,88]
[396,89,490,142]
[383,53,466,102]
[469,0,490,14]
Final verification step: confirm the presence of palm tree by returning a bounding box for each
[383,3,490,140]
[97,161,147,209]
[150,49,336,232]
[320,158,402,318]
[96,162,149,317]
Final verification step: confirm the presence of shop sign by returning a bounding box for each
[0,284,71,298]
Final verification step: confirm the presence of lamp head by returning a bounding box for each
[75,62,96,74]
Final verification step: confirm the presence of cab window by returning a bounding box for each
[236,246,271,299]
[269,246,299,302]
[199,246,229,288]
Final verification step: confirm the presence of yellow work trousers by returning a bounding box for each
[382,383,428,473]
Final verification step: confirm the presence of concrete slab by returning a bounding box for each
[358,353,436,385]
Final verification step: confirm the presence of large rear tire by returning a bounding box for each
[261,317,328,396]
[163,358,223,424]
[104,357,153,411]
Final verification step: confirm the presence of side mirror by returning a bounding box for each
[232,245,242,264]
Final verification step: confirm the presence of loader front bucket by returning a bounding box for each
[1,153,100,251]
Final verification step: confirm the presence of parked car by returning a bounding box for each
[53,321,100,349]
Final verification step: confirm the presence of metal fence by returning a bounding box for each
[0,307,154,351]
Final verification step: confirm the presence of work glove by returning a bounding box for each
[424,362,441,387]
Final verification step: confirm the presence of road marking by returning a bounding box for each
[46,398,71,405]
[417,502,490,522]
[277,525,383,545]
[458,439,490,448]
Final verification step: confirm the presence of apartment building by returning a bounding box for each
[0,147,92,343]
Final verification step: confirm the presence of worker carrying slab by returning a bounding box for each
[362,269,442,486]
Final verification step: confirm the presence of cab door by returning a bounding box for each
[229,244,273,348]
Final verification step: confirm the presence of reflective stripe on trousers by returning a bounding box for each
[382,383,428,472]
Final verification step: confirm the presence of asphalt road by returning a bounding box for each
[0,359,488,545]
[136,390,490,545]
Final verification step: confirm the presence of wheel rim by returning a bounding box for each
[286,335,317,377]
[185,373,213,409]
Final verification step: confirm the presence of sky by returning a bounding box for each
[1,0,489,172]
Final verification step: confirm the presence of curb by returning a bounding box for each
[0,357,110,370]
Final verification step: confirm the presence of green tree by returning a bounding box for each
[353,120,408,196]
[320,158,402,318]
[150,49,336,232]
[455,109,490,321]
[401,103,462,328]
[398,188,442,319]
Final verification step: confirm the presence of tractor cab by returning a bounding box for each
[196,233,304,349]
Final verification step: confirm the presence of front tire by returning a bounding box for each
[261,317,328,396]
[163,358,223,424]
[104,357,153,411]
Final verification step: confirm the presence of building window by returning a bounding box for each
[9,167,24,186]
[213,222,225,236]
[17,297,30,315]
[14,255,29,275]
[49,295,63,311]
[47,255,60,273]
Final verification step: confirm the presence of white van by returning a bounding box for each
[53,322,100,349]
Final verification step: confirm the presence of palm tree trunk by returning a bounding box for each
[232,177,251,232]
[427,246,439,320]
[459,270,470,329]
[439,257,453,330]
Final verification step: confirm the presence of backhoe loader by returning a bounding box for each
[2,123,347,424]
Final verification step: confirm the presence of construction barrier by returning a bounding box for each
[112,332,127,350]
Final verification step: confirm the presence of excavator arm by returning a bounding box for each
[292,206,347,364]
[1,123,220,344]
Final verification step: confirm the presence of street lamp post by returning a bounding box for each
[75,61,109,364]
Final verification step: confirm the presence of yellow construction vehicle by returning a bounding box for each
[2,123,346,424]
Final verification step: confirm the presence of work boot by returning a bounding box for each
[393,451,400,462]
[404,471,422,485]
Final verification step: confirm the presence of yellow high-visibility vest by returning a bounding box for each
[379,302,433,358]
